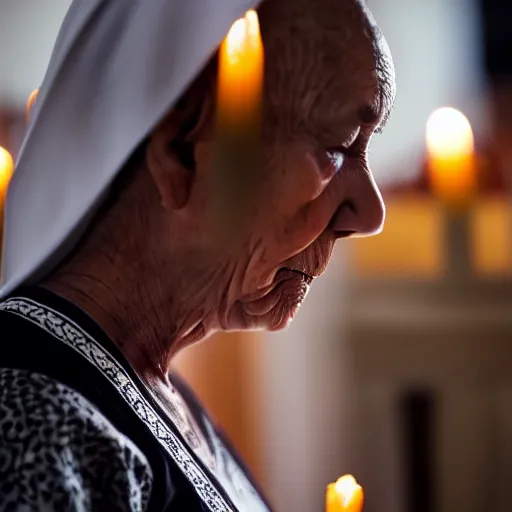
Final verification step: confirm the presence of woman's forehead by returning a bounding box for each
[262,38,394,141]
[257,0,396,140]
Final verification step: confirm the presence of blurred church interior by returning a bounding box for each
[1,1,512,511]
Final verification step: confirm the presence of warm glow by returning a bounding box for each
[326,475,364,512]
[217,9,264,127]
[26,88,39,122]
[426,107,476,210]
[225,18,248,62]
[335,476,362,507]
[426,107,474,158]
[0,147,14,201]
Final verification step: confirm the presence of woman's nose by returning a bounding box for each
[329,169,385,238]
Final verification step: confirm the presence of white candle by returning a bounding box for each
[214,10,264,233]
[0,146,14,205]
[426,107,476,278]
[0,146,14,265]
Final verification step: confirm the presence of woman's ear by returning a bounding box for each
[146,90,213,211]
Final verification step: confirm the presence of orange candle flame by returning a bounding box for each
[214,9,264,230]
[217,9,264,128]
[426,107,476,211]
[0,147,14,202]
[326,475,364,512]
[26,88,39,123]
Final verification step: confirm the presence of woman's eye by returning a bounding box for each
[325,149,345,174]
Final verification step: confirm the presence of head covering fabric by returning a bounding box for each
[0,0,259,298]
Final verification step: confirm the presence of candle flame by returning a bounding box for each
[26,88,39,123]
[326,474,364,512]
[426,107,476,210]
[225,18,248,62]
[335,475,362,507]
[0,147,14,198]
[215,9,264,233]
[225,10,261,64]
[426,107,474,159]
[219,9,263,125]
[245,10,261,48]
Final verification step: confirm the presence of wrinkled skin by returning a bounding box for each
[47,0,396,378]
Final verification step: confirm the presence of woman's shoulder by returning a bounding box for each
[0,367,153,512]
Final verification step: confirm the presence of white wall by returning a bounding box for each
[0,0,71,106]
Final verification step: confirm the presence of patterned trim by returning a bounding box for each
[0,298,234,512]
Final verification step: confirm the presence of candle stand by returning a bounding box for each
[444,211,472,281]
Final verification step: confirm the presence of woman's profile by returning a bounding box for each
[0,0,395,510]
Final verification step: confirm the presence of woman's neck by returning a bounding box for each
[44,248,209,381]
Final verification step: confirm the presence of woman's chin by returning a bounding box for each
[226,277,310,331]
[262,305,301,331]
[226,303,300,331]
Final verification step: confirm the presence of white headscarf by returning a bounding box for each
[0,0,259,298]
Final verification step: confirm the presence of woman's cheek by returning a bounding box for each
[276,199,332,258]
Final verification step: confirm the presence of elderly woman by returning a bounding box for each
[0,0,395,510]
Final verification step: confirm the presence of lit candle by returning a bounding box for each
[426,107,476,278]
[217,10,263,130]
[26,88,39,123]
[0,147,14,204]
[214,9,264,232]
[426,107,476,212]
[326,475,364,512]
[0,147,14,257]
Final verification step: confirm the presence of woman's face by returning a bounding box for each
[157,4,395,333]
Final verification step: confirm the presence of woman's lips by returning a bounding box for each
[281,267,314,284]
[241,268,312,317]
